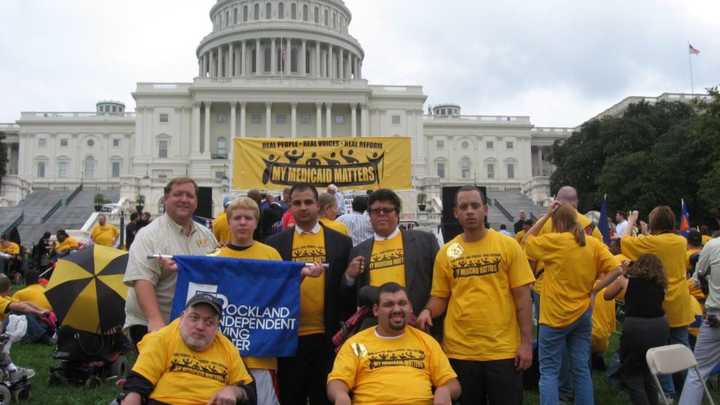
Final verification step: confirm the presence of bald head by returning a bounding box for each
[556,186,578,208]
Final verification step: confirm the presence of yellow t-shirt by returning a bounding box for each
[133,319,253,405]
[369,232,405,287]
[292,229,326,336]
[212,213,231,246]
[0,242,20,256]
[515,230,526,244]
[591,288,615,353]
[320,218,349,235]
[213,242,282,371]
[12,284,52,312]
[0,296,17,320]
[328,326,457,405]
[525,233,619,328]
[533,212,603,295]
[55,237,81,254]
[431,230,535,361]
[91,224,119,247]
[621,233,694,327]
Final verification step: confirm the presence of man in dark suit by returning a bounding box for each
[265,183,352,405]
[343,189,440,330]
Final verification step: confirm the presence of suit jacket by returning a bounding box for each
[266,223,353,340]
[350,229,439,316]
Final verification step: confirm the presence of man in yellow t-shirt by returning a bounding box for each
[90,214,119,247]
[12,271,52,312]
[328,283,460,405]
[212,197,232,246]
[0,235,22,281]
[120,293,255,405]
[53,230,82,256]
[266,184,353,405]
[318,193,349,235]
[417,186,534,405]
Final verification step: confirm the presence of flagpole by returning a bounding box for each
[688,44,695,95]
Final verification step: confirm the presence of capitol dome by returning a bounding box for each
[196,0,365,80]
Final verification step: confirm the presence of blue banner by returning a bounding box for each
[171,255,304,357]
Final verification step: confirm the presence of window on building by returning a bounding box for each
[112,139,120,148]
[291,3,297,19]
[251,113,262,124]
[437,162,445,179]
[159,140,168,158]
[60,139,68,147]
[254,4,260,19]
[278,2,284,18]
[57,160,69,178]
[266,2,271,19]
[303,4,308,21]
[216,137,227,157]
[335,115,345,124]
[243,5,248,21]
[460,157,472,179]
[300,112,312,124]
[507,163,515,179]
[487,163,495,179]
[392,115,401,125]
[234,8,238,24]
[38,138,47,148]
[216,114,226,123]
[264,46,271,72]
[215,171,226,180]
[324,9,328,25]
[87,139,95,147]
[486,141,494,150]
[160,113,169,123]
[436,140,444,149]
[36,160,46,178]
[111,161,121,178]
[84,157,96,178]
[225,11,229,26]
[276,114,288,124]
[461,141,470,149]
[333,12,337,28]
[506,141,514,150]
[314,7,319,23]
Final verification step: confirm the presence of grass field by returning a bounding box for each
[9,329,720,404]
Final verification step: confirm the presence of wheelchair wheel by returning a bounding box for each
[108,356,128,378]
[17,386,30,401]
[85,376,102,389]
[0,385,11,405]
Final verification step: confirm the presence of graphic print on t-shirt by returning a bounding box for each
[369,248,405,271]
[450,253,501,278]
[168,352,229,383]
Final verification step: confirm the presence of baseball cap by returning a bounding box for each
[186,293,223,316]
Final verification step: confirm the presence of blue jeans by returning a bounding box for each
[659,326,690,397]
[539,308,593,405]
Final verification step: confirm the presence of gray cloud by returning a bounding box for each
[1,0,717,126]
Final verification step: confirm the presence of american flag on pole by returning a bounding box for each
[689,43,701,55]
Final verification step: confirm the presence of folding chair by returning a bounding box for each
[646,344,716,405]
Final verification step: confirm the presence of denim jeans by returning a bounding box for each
[658,326,690,397]
[539,308,594,405]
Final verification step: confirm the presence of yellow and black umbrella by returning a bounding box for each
[46,244,128,334]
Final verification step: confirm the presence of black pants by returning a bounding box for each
[620,316,669,405]
[278,333,332,405]
[450,358,523,405]
[128,325,149,349]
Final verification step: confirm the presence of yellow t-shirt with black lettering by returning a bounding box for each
[213,242,282,371]
[328,326,457,405]
[525,233,619,328]
[292,229,326,336]
[12,284,52,312]
[0,242,20,256]
[369,233,405,287]
[320,218,349,236]
[621,233,694,327]
[212,213,231,246]
[132,319,253,405]
[432,230,535,361]
[91,224,119,247]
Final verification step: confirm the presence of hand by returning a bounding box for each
[620,260,632,275]
[433,386,452,405]
[148,318,166,333]
[628,210,639,224]
[548,199,562,214]
[345,256,365,280]
[302,263,325,278]
[514,342,533,371]
[158,257,178,273]
[639,221,649,235]
[207,386,245,405]
[416,308,433,332]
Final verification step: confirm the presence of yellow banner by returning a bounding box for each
[232,137,411,190]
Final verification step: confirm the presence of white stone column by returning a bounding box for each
[286,38,292,74]
[538,146,544,176]
[255,39,261,74]
[241,40,247,76]
[351,104,357,137]
[325,103,333,137]
[210,52,216,78]
[192,103,201,155]
[240,103,247,138]
[328,45,334,79]
[361,104,369,136]
[204,102,212,156]
[291,103,298,138]
[198,57,203,77]
[316,103,323,137]
[315,42,321,78]
[229,43,235,77]
[230,102,237,139]
[301,40,307,75]
[358,59,363,79]
[339,48,344,80]
[229,102,237,178]
[265,102,272,138]
[217,47,223,77]
[271,38,277,74]
[205,53,210,77]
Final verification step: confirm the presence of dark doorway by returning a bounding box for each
[441,186,487,243]
[196,187,213,219]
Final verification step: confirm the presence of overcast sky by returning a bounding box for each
[1,0,717,127]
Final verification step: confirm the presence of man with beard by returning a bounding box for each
[328,282,460,405]
[120,293,256,405]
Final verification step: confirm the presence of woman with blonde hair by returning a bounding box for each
[523,202,623,405]
[317,193,349,235]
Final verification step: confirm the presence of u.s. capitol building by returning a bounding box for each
[0,0,571,217]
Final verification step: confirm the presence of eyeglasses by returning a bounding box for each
[369,207,396,215]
